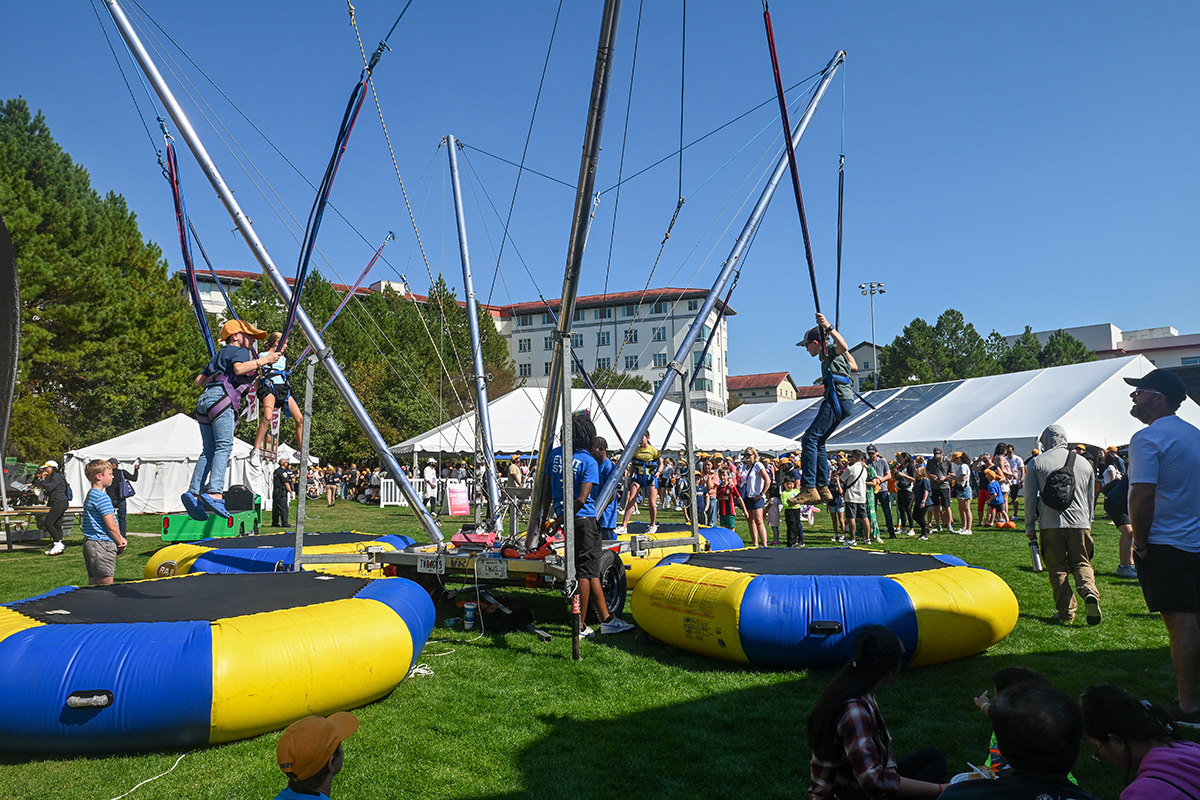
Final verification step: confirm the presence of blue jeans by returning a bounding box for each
[801,397,850,489]
[190,383,235,495]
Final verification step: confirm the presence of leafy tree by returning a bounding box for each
[0,98,204,461]
[877,309,998,388]
[1040,328,1097,368]
[998,326,1043,373]
[573,367,653,393]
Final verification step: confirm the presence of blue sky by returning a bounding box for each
[2,1,1197,385]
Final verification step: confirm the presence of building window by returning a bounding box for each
[687,299,700,311]
[542,313,552,325]
[751,391,756,396]
[572,333,583,348]
[596,330,611,347]
[625,355,639,370]
[653,353,668,368]
[692,352,713,370]
[652,300,668,314]
[570,360,578,374]
[652,326,667,342]
[698,378,713,392]
[623,304,638,317]
[518,363,532,377]
[653,380,662,391]
[1184,357,1200,366]
[594,307,612,320]
[624,328,638,344]
[573,308,584,322]
[543,336,554,351]
[518,338,531,353]
[700,324,712,342]
[517,314,533,327]
[862,360,870,370]
[544,362,552,375]
[596,357,611,371]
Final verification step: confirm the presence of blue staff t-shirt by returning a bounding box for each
[594,457,618,528]
[549,446,599,519]
[82,488,117,541]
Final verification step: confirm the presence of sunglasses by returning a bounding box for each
[1131,388,1163,397]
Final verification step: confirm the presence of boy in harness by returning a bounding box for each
[796,312,858,506]
[183,319,278,520]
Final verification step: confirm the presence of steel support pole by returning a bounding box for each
[447,135,501,532]
[103,0,442,542]
[527,0,623,545]
[596,50,846,513]
[560,338,579,660]
[680,371,700,548]
[293,355,316,571]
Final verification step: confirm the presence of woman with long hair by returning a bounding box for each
[809,626,946,799]
[740,448,772,548]
[250,332,305,467]
[893,454,914,536]
[1081,684,1200,799]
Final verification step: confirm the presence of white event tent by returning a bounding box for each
[728,355,1200,456]
[392,387,802,456]
[63,413,311,514]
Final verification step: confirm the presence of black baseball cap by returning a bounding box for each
[932,447,943,455]
[1125,369,1187,407]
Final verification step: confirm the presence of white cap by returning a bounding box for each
[41,460,59,469]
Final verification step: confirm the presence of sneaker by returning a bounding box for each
[614,525,627,535]
[1053,612,1075,625]
[958,529,973,535]
[1115,564,1138,578]
[918,534,929,540]
[580,625,595,639]
[180,492,209,521]
[906,530,917,537]
[1085,596,1102,626]
[846,540,858,546]
[249,449,262,468]
[817,486,834,503]
[45,541,65,556]
[1169,699,1200,727]
[200,493,232,519]
[600,616,636,635]
[796,487,822,505]
[647,524,659,534]
[872,536,884,544]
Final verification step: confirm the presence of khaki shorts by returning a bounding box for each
[83,538,118,579]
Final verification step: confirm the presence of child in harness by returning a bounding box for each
[796,312,858,506]
[250,331,305,467]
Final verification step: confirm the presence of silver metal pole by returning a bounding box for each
[293,355,316,571]
[102,0,442,543]
[446,134,501,532]
[596,50,846,513]
[527,0,623,545]
[560,339,579,660]
[870,293,877,390]
[680,371,700,548]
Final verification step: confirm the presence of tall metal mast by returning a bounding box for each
[103,0,444,542]
[446,134,501,531]
[526,0,623,541]
[595,50,845,513]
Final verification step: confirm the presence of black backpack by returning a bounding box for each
[1039,451,1077,513]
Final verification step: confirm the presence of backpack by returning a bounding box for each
[1039,451,1077,513]
[66,483,74,502]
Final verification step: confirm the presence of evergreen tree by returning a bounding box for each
[573,367,653,393]
[1040,329,1097,368]
[0,98,203,460]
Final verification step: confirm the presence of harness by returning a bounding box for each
[200,372,254,426]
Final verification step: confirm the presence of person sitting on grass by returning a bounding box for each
[808,625,947,799]
[1081,683,1200,800]
[973,666,1075,782]
[942,682,1100,800]
[275,712,359,800]
[81,459,128,586]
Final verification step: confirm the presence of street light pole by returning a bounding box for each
[859,282,885,389]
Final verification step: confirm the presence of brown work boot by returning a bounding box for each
[817,486,833,503]
[796,487,821,505]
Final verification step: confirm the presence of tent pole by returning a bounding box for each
[526,0,623,547]
[102,0,443,543]
[595,50,845,514]
[446,134,501,532]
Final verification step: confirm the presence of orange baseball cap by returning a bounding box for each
[277,712,359,780]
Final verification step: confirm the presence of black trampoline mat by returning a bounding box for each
[681,548,953,577]
[10,572,370,624]
[195,531,382,550]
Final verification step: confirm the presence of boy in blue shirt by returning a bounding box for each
[544,414,635,637]
[592,436,620,540]
[81,459,128,586]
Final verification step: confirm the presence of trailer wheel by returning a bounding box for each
[599,549,627,617]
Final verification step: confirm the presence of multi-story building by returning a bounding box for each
[494,288,733,416]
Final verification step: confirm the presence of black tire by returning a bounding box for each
[599,548,627,617]
[238,523,245,536]
[252,521,260,536]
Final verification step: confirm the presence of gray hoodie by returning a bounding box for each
[1024,424,1096,533]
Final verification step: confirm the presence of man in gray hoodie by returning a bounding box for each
[1024,424,1102,625]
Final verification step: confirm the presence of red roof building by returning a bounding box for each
[728,372,800,405]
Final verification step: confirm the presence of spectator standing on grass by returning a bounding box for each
[591,437,619,540]
[974,453,993,521]
[942,682,1100,800]
[1102,462,1136,579]
[1025,424,1102,626]
[781,477,806,547]
[868,446,896,538]
[104,458,140,539]
[715,468,747,534]
[1126,368,1200,725]
[324,465,339,508]
[81,459,127,587]
[827,469,846,542]
[842,450,873,546]
[912,465,932,540]
[952,452,974,536]
[927,448,953,532]
[740,447,772,549]
[808,626,947,800]
[35,460,71,556]
[894,453,915,536]
[1081,683,1200,799]
[1005,443,1026,521]
[422,459,439,514]
[272,460,293,528]
[274,712,359,800]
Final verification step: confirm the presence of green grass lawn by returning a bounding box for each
[0,500,1183,799]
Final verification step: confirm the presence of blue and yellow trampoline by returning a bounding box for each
[0,571,434,753]
[144,531,415,578]
[632,548,1017,668]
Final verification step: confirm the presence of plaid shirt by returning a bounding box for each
[810,694,901,800]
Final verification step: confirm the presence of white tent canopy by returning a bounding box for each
[64,413,281,514]
[392,388,802,456]
[731,355,1200,456]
